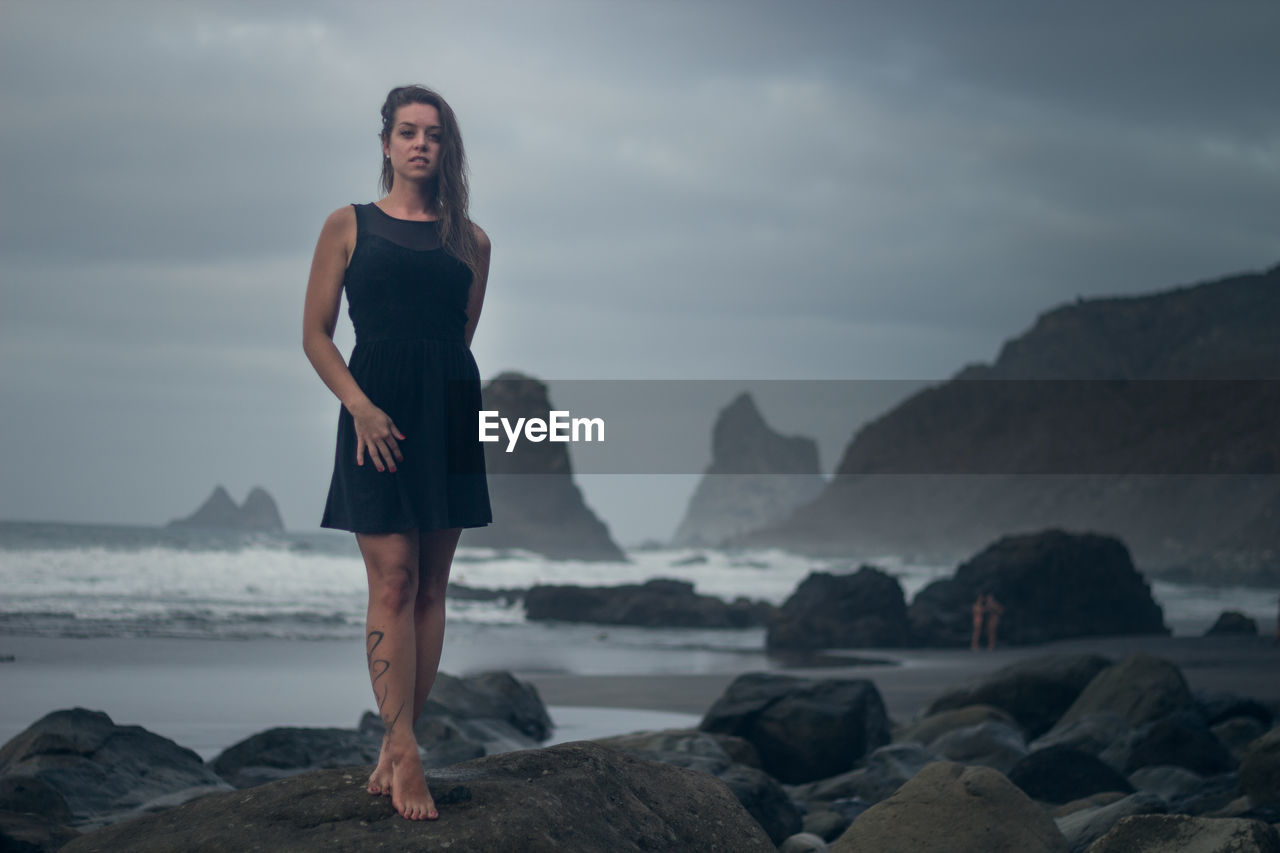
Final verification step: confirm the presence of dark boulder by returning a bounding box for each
[766,567,910,650]
[60,742,775,853]
[1196,689,1274,728]
[788,742,939,806]
[907,530,1167,647]
[700,673,890,784]
[1052,792,1167,853]
[831,762,1070,853]
[525,578,772,629]
[1241,726,1280,806]
[1007,746,1134,804]
[212,727,382,789]
[925,653,1112,738]
[0,708,228,824]
[592,728,798,843]
[1086,814,1280,853]
[1052,654,1194,733]
[1205,610,1260,636]
[1114,715,1237,775]
[0,810,80,853]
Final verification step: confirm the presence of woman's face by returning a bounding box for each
[383,102,443,186]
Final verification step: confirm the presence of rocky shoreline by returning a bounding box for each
[3,647,1279,852]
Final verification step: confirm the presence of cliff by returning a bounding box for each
[743,262,1280,584]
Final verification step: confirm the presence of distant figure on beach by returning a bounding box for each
[303,85,493,821]
[984,594,1005,650]
[970,592,1005,651]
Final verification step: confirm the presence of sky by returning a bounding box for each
[1,0,1278,545]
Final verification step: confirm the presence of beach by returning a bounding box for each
[4,632,1277,763]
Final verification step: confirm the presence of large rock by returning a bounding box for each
[167,485,284,531]
[1055,792,1167,853]
[788,742,939,806]
[60,741,775,852]
[908,530,1167,646]
[927,720,1028,775]
[766,567,910,650]
[1204,611,1259,636]
[897,705,1020,747]
[700,673,890,784]
[524,578,771,629]
[0,810,80,853]
[1110,714,1237,775]
[0,708,228,824]
[1053,654,1194,733]
[463,373,624,561]
[672,392,826,547]
[831,761,1069,853]
[1085,814,1280,853]
[1008,746,1134,804]
[419,671,553,742]
[1032,712,1132,758]
[593,728,799,844]
[925,653,1112,737]
[211,727,382,789]
[1127,766,1240,816]
[1241,727,1280,806]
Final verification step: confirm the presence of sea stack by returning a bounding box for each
[672,392,825,547]
[168,486,285,531]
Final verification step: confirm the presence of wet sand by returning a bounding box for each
[2,633,1276,762]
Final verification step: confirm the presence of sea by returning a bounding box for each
[1,519,1274,650]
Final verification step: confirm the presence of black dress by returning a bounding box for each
[320,203,492,533]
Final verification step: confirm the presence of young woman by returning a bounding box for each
[302,84,493,821]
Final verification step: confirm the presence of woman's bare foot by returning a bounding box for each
[390,746,438,820]
[367,736,394,796]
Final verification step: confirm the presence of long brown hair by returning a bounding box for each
[379,85,483,282]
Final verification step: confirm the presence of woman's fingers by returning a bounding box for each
[356,436,365,467]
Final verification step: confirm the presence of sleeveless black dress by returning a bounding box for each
[320,203,492,533]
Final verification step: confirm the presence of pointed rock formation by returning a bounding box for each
[168,486,284,531]
[672,393,825,547]
[463,373,624,561]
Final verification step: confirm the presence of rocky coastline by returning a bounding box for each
[4,644,1280,851]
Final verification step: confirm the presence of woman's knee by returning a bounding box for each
[369,564,418,612]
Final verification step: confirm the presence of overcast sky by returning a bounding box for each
[2,1,1278,544]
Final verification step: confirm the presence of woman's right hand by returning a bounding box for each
[350,401,405,473]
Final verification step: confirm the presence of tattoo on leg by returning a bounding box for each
[366,630,394,718]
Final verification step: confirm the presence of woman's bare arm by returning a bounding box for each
[463,223,491,349]
[302,206,404,473]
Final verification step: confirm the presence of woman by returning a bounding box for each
[302,84,493,822]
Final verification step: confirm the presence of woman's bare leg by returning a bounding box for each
[411,528,461,720]
[358,531,436,820]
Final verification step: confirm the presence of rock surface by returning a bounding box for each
[525,578,771,628]
[700,673,890,784]
[1085,814,1280,853]
[1205,611,1260,636]
[766,567,910,650]
[925,653,1111,737]
[60,742,775,853]
[592,727,799,843]
[1055,792,1167,853]
[908,530,1167,646]
[167,485,284,531]
[1053,654,1194,732]
[672,392,826,547]
[831,761,1070,853]
[464,372,625,560]
[1008,746,1134,804]
[1241,727,1280,806]
[0,708,228,824]
[212,727,382,789]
